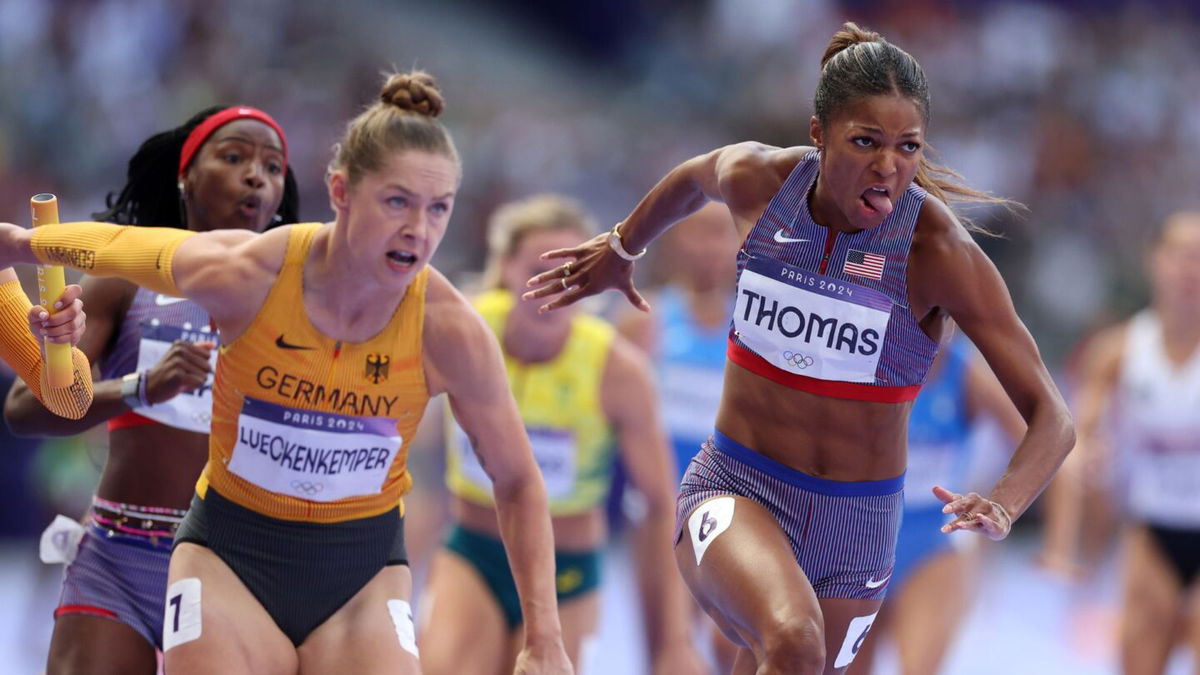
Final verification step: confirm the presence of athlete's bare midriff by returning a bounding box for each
[100,427,209,509]
[715,359,912,482]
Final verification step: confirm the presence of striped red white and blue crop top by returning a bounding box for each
[728,150,939,402]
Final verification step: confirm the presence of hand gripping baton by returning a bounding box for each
[30,193,72,388]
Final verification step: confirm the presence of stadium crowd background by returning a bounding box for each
[0,0,1197,672]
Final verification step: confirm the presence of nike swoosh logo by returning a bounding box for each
[154,294,187,306]
[865,574,891,589]
[773,229,809,244]
[275,334,315,351]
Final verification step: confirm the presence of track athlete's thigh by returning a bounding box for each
[419,549,510,675]
[47,615,157,675]
[162,543,297,675]
[817,598,885,675]
[890,549,969,675]
[674,495,824,669]
[298,565,420,675]
[1120,526,1184,675]
[555,590,601,667]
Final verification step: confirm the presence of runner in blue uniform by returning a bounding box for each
[526,23,1074,674]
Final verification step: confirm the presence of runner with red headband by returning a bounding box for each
[4,105,298,675]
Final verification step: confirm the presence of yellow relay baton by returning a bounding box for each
[30,193,73,388]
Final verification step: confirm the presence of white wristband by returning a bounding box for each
[990,500,1012,529]
[608,223,647,261]
[120,371,143,409]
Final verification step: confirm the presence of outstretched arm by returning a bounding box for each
[602,336,705,675]
[910,199,1075,539]
[0,268,92,420]
[422,270,571,674]
[0,220,286,341]
[524,142,803,313]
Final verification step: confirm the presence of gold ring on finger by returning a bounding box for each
[563,262,572,277]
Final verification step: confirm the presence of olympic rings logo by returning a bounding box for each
[290,480,325,496]
[782,351,814,369]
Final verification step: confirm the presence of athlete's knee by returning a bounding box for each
[758,615,826,675]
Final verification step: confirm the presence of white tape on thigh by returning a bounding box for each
[688,496,736,565]
[163,578,202,651]
[387,599,420,658]
[833,611,878,668]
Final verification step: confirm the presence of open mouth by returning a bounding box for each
[860,186,893,218]
[386,250,418,268]
[238,195,263,217]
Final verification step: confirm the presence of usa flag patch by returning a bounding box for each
[843,249,885,280]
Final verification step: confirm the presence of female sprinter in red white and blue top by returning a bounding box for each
[525,22,1074,675]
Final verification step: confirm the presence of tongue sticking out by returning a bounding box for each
[862,190,894,218]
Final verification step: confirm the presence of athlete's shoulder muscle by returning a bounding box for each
[177,226,290,338]
[1080,322,1128,388]
[715,143,811,237]
[907,195,978,318]
[422,268,506,399]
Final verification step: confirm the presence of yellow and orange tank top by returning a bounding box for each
[200,223,430,523]
[445,289,615,516]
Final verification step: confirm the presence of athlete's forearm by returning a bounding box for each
[986,398,1076,520]
[0,280,92,420]
[0,225,38,268]
[618,153,719,254]
[493,472,564,646]
[630,503,693,656]
[5,376,128,436]
[15,222,196,297]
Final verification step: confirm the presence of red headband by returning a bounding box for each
[177,106,288,177]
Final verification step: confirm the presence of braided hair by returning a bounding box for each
[94,106,299,228]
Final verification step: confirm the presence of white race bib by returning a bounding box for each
[456,425,577,499]
[133,322,218,433]
[1130,451,1200,526]
[227,397,401,502]
[733,256,892,383]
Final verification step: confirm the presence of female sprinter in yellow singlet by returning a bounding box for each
[421,195,705,675]
[0,71,571,675]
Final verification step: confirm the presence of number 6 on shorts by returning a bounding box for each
[163,577,203,651]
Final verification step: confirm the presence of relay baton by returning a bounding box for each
[30,193,73,388]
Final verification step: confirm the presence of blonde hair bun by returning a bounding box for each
[380,70,445,118]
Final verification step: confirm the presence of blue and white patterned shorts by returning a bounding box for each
[675,431,904,600]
